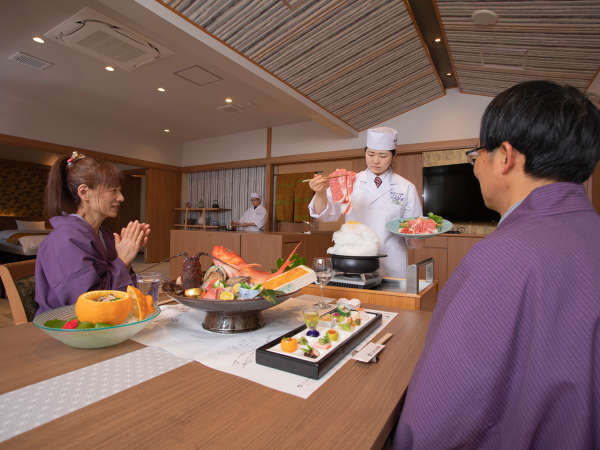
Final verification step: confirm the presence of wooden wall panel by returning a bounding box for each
[393,153,423,201]
[241,233,282,273]
[447,237,482,277]
[145,168,181,262]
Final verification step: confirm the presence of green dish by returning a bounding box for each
[386,217,453,239]
[33,304,160,349]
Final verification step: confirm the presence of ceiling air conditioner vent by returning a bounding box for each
[45,7,173,71]
[8,52,54,70]
[217,104,244,113]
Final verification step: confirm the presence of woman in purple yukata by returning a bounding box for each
[393,81,600,449]
[34,152,151,314]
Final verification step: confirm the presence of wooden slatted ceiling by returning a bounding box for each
[159,0,444,131]
[435,0,600,96]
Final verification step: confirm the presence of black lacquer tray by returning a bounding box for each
[256,309,382,379]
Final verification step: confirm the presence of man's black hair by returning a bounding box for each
[480,80,600,183]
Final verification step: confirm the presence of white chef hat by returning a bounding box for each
[249,192,261,200]
[366,127,397,151]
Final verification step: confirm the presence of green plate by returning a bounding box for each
[33,304,160,349]
[386,217,453,239]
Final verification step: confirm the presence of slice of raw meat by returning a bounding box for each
[401,217,438,234]
[329,169,356,215]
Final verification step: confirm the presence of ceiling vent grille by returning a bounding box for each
[8,52,54,70]
[217,104,244,113]
[45,7,173,71]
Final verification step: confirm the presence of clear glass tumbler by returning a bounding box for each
[135,272,162,308]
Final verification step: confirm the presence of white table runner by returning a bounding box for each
[0,347,190,443]
[133,294,397,399]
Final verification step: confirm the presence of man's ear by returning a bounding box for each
[498,141,518,175]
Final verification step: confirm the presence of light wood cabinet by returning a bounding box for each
[408,235,483,292]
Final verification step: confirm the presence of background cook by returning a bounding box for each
[308,127,423,277]
[231,192,267,232]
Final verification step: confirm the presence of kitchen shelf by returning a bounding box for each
[174,207,231,230]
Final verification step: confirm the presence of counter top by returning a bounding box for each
[0,301,431,448]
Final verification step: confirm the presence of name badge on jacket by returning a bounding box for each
[390,191,405,205]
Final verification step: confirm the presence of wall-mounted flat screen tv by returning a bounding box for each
[423,163,500,223]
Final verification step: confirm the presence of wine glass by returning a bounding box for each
[313,257,334,309]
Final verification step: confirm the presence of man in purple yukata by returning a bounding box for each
[35,152,151,314]
[393,81,600,449]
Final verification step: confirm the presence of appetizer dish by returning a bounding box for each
[269,304,376,362]
[33,287,160,349]
[42,286,155,330]
[386,212,453,238]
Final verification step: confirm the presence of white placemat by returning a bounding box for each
[0,347,190,443]
[132,294,397,399]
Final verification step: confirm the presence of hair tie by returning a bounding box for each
[66,151,86,168]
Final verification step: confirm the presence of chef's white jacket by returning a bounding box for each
[308,169,422,277]
[238,205,267,231]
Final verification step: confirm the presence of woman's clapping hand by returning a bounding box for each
[114,220,151,266]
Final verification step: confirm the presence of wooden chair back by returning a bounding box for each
[0,259,36,325]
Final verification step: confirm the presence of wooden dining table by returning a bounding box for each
[0,304,431,449]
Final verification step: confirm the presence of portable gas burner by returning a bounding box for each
[328,272,382,289]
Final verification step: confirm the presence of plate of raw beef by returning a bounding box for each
[386,215,453,238]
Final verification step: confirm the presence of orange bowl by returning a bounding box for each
[75,290,132,325]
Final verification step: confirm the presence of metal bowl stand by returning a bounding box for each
[203,311,265,333]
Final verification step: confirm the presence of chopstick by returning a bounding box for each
[300,175,350,183]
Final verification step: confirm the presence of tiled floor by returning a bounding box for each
[0,255,171,328]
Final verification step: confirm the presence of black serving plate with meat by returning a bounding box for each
[255,309,382,379]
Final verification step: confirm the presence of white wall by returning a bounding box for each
[181,89,492,164]
[0,91,182,166]
[181,129,267,166]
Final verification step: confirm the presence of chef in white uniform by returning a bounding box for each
[232,193,267,232]
[308,127,423,277]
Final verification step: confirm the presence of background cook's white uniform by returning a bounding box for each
[308,169,422,277]
[238,205,267,231]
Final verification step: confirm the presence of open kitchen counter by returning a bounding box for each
[300,279,437,311]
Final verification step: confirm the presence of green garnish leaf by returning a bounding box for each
[76,321,95,329]
[43,319,67,329]
[94,323,112,328]
[427,212,444,230]
[261,289,283,304]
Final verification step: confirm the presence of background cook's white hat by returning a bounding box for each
[366,127,397,151]
[249,192,261,200]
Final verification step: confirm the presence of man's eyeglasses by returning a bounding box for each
[466,146,486,165]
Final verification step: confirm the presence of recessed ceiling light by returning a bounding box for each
[434,37,442,43]
[157,87,166,92]
[104,66,115,72]
[163,129,171,133]
[32,36,45,44]
[225,97,233,103]
[446,72,452,77]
